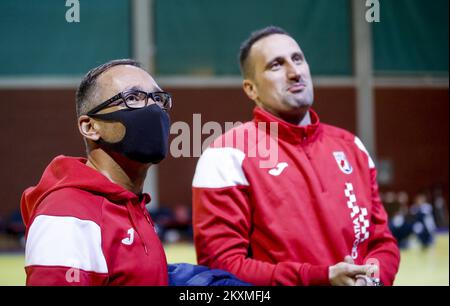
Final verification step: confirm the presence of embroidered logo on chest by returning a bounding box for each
[268,162,288,176]
[121,228,135,245]
[333,151,353,174]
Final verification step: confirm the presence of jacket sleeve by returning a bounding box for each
[168,263,251,286]
[354,137,400,286]
[25,266,108,286]
[24,194,109,286]
[192,147,329,286]
[362,167,401,286]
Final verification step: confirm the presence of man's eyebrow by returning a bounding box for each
[125,85,145,92]
[265,56,284,68]
[292,51,304,58]
[125,85,162,92]
[265,51,304,68]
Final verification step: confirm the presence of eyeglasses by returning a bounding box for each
[87,89,173,115]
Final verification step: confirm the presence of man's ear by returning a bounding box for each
[78,115,100,141]
[242,79,259,102]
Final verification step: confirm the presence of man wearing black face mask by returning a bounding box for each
[20,59,172,285]
[20,59,250,287]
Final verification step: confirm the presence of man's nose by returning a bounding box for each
[286,61,301,81]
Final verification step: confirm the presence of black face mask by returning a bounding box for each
[89,104,170,164]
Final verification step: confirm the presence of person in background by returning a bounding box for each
[410,193,436,249]
[430,185,449,231]
[387,191,414,249]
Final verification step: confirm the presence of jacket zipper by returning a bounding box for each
[140,206,169,271]
[303,140,326,193]
[127,201,149,255]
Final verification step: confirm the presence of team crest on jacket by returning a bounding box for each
[333,151,353,174]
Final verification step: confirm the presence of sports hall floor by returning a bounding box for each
[0,233,448,286]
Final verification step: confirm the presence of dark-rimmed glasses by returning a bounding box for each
[87,90,172,115]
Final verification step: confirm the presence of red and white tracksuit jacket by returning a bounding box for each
[192,107,400,286]
[21,156,168,286]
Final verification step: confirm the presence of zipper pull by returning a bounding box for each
[304,148,310,159]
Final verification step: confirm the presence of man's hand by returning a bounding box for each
[328,256,372,286]
[345,256,369,286]
[346,256,380,286]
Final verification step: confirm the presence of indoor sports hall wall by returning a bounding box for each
[1,86,447,216]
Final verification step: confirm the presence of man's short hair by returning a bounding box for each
[239,26,291,78]
[75,59,141,117]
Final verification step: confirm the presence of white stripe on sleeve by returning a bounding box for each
[25,215,108,273]
[192,147,249,188]
[354,137,375,169]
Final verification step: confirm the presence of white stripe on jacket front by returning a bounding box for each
[192,147,249,188]
[25,215,108,273]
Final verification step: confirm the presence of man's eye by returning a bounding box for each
[125,94,140,102]
[270,62,281,70]
[153,95,163,103]
[293,55,303,63]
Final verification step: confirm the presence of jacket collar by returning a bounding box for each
[253,106,321,145]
